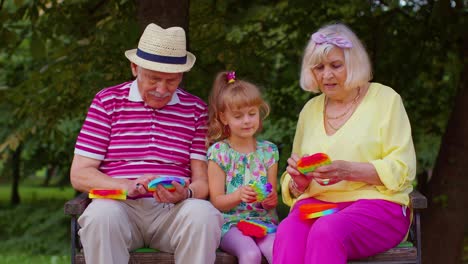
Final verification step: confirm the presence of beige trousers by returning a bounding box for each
[78,198,223,264]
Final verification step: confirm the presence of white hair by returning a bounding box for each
[300,23,372,93]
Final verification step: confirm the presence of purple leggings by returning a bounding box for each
[273,198,411,264]
[220,226,275,264]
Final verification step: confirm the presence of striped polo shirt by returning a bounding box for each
[74,80,208,180]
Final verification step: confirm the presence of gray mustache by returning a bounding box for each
[149,91,171,98]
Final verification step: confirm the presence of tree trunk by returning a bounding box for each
[135,0,190,33]
[421,2,468,262]
[134,0,190,88]
[10,144,22,205]
[43,164,52,187]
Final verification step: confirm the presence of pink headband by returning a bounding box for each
[311,32,353,49]
[226,71,236,84]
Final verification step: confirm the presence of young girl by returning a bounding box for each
[207,71,279,264]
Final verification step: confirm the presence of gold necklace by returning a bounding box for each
[325,117,342,131]
[325,87,360,120]
[324,88,361,131]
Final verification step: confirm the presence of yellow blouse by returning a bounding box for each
[281,83,416,208]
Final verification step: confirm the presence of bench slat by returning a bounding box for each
[74,245,416,264]
[75,251,262,264]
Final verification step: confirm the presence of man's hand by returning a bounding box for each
[153,180,189,204]
[127,175,157,197]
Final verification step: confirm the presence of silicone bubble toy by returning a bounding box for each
[89,189,127,200]
[297,153,331,174]
[298,203,338,220]
[237,219,277,238]
[148,176,186,192]
[248,181,272,202]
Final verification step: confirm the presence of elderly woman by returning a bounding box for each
[273,23,416,263]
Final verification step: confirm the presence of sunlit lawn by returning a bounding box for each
[0,184,75,205]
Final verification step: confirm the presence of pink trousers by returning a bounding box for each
[273,198,411,264]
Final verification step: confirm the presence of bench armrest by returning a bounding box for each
[410,190,427,210]
[64,192,91,216]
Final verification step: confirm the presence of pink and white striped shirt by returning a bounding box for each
[74,80,208,180]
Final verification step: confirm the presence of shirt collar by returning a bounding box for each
[128,80,180,105]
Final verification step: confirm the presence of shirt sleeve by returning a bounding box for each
[74,93,111,160]
[264,142,279,168]
[190,101,208,161]
[370,94,416,193]
[207,142,227,172]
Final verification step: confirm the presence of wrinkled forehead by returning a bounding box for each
[138,66,183,79]
[310,44,337,66]
[309,44,346,67]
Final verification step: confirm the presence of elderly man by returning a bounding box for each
[70,23,223,264]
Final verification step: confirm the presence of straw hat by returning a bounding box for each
[125,23,196,73]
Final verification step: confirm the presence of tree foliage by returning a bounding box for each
[0,0,463,184]
[0,0,463,185]
[0,0,466,259]
[188,0,463,174]
[1,0,140,183]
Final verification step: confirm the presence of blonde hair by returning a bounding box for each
[300,23,372,93]
[207,71,270,145]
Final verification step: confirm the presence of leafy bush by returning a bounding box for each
[0,254,69,264]
[0,200,69,257]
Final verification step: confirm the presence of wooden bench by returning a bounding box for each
[64,190,427,264]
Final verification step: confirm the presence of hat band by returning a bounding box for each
[137,49,187,65]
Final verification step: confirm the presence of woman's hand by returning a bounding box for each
[261,191,278,210]
[308,160,352,185]
[287,153,312,192]
[237,185,258,203]
[310,160,383,186]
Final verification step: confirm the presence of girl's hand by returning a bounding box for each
[261,191,278,210]
[237,185,257,203]
[308,160,351,186]
[287,153,312,192]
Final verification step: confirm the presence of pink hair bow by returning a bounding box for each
[311,32,353,48]
[226,71,236,84]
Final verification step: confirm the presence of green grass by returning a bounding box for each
[0,185,75,205]
[0,184,75,264]
[0,254,69,264]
